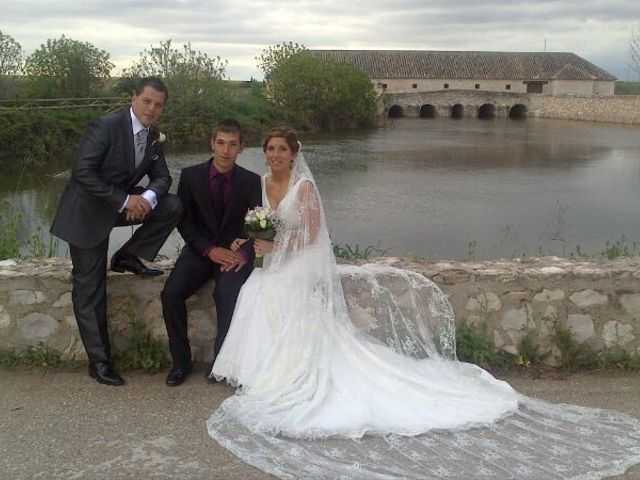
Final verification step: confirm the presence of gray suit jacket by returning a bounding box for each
[50,108,171,249]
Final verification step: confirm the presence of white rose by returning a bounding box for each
[260,219,267,228]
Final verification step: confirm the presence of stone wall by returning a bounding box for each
[1,257,638,363]
[373,78,616,97]
[529,95,640,124]
[382,91,640,124]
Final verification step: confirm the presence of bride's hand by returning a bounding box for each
[230,237,248,251]
[254,239,274,256]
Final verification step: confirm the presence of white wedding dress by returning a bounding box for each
[208,151,640,479]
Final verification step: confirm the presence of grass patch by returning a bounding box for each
[456,320,640,372]
[0,206,21,260]
[113,320,169,372]
[615,81,640,95]
[0,344,64,369]
[456,320,515,369]
[333,243,390,260]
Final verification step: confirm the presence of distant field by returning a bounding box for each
[615,81,640,95]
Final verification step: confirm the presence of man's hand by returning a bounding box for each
[124,195,151,222]
[207,247,247,272]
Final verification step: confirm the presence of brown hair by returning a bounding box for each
[212,118,244,143]
[134,77,169,101]
[262,126,299,154]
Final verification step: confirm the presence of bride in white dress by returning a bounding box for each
[208,127,640,479]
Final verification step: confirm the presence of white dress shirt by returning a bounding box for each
[120,108,158,212]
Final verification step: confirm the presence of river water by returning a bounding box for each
[2,117,640,260]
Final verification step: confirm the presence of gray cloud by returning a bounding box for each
[2,0,638,80]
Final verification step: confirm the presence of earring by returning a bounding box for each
[289,160,294,169]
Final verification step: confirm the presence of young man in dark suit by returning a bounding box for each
[51,77,182,386]
[161,119,261,387]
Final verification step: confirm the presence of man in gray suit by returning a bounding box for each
[51,77,182,386]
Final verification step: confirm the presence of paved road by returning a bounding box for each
[1,366,639,479]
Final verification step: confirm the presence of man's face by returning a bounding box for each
[131,86,166,126]
[211,131,244,173]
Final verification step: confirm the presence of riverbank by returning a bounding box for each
[1,367,638,479]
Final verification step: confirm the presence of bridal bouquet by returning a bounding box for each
[245,206,280,267]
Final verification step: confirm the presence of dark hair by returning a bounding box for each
[134,77,169,101]
[262,126,299,153]
[212,118,244,143]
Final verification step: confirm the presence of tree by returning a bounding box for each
[631,26,640,78]
[257,42,307,80]
[0,30,22,77]
[24,35,114,98]
[260,48,377,130]
[0,30,23,99]
[122,40,230,144]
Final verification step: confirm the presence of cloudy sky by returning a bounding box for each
[3,0,639,80]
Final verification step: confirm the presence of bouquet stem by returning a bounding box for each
[254,255,264,268]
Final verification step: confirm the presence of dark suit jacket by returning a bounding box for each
[50,108,171,249]
[177,159,261,257]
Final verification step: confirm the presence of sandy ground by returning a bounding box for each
[1,366,639,479]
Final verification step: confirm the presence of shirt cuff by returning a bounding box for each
[237,247,249,263]
[119,194,129,213]
[141,190,158,209]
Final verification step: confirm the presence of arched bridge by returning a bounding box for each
[383,90,531,119]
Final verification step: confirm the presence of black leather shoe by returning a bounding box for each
[166,365,192,387]
[110,251,163,276]
[88,362,125,386]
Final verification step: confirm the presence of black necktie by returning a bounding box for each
[214,173,226,223]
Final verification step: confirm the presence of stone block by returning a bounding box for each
[18,313,59,341]
[63,315,78,328]
[0,304,11,329]
[10,290,47,306]
[569,290,608,307]
[533,289,565,303]
[465,291,501,312]
[501,307,529,342]
[566,314,595,343]
[619,294,640,317]
[543,305,558,320]
[501,345,518,355]
[53,292,72,308]
[189,309,216,339]
[602,321,635,348]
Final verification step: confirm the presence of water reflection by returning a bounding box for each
[2,117,640,260]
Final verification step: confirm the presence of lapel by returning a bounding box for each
[120,108,136,176]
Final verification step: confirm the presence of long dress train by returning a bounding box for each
[208,153,640,479]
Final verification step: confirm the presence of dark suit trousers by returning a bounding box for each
[161,246,253,368]
[70,194,182,364]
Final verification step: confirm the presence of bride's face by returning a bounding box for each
[265,137,295,174]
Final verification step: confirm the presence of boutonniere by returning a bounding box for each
[151,131,166,146]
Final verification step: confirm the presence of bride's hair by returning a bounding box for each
[262,126,300,154]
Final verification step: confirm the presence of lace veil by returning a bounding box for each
[207,145,640,480]
[264,145,457,360]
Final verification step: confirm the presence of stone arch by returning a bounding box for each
[509,104,528,119]
[451,104,464,118]
[478,103,496,119]
[388,105,404,118]
[419,104,437,118]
